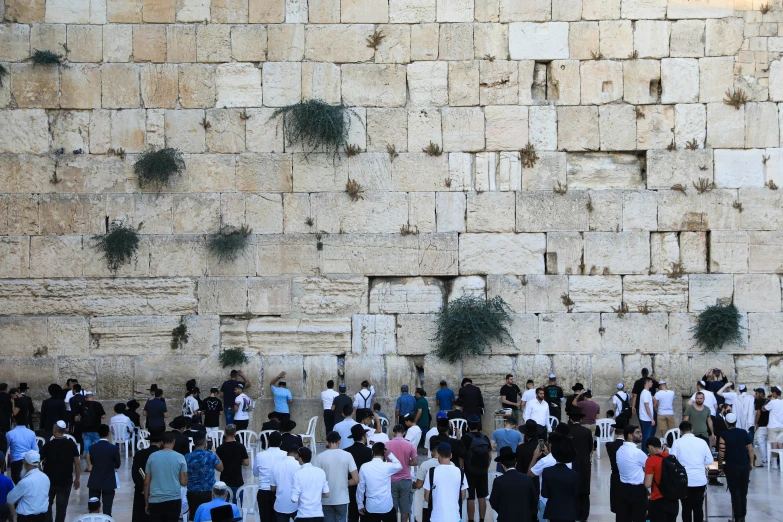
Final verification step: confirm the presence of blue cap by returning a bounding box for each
[468,414,480,423]
[436,410,448,420]
[437,442,452,453]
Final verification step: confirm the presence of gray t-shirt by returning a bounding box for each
[314,448,357,506]
[146,449,188,503]
[684,405,711,437]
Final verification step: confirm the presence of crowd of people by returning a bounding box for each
[0,366,778,522]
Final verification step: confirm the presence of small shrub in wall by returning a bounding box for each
[270,99,351,157]
[94,221,141,272]
[219,348,249,368]
[690,303,744,352]
[208,225,252,263]
[134,148,185,189]
[171,318,188,350]
[30,50,63,65]
[433,296,513,362]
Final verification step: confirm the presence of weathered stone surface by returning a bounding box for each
[524,275,568,313]
[710,230,749,273]
[215,63,263,108]
[222,317,351,355]
[369,277,445,314]
[396,314,437,355]
[517,192,589,232]
[509,22,569,59]
[198,277,247,314]
[486,275,527,312]
[734,274,781,312]
[91,315,216,356]
[352,315,396,355]
[291,276,368,317]
[647,150,714,189]
[539,313,601,353]
[459,233,546,275]
[583,232,650,275]
[568,276,622,312]
[601,312,668,353]
[247,277,292,315]
[341,65,407,108]
[749,313,783,354]
[623,275,689,312]
[567,153,644,190]
[546,231,583,275]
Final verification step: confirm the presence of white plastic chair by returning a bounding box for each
[110,423,134,458]
[379,417,390,433]
[138,428,150,440]
[207,430,225,451]
[594,419,616,459]
[767,432,783,473]
[137,439,150,450]
[188,437,195,453]
[237,484,260,522]
[258,430,276,451]
[52,434,81,454]
[236,430,258,464]
[548,416,559,432]
[664,428,681,447]
[73,515,116,522]
[449,418,467,438]
[297,417,318,457]
[36,436,46,449]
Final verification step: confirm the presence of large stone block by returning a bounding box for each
[557,106,599,150]
[583,232,650,274]
[485,105,528,150]
[291,276,368,317]
[566,153,644,190]
[216,63,263,108]
[539,313,601,353]
[441,107,485,152]
[509,22,569,59]
[661,58,699,104]
[222,317,351,355]
[748,231,783,273]
[247,277,291,315]
[91,315,215,356]
[486,275,527,312]
[667,0,733,18]
[369,277,445,314]
[744,103,779,149]
[674,103,706,149]
[466,192,516,232]
[705,18,744,56]
[580,60,623,104]
[396,314,437,355]
[352,315,396,355]
[342,64,407,108]
[734,355,768,388]
[101,63,140,109]
[623,275,689,312]
[714,150,766,189]
[636,105,674,150]
[699,57,734,103]
[599,105,637,151]
[310,192,408,234]
[517,192,589,232]
[668,312,747,354]
[303,355,339,398]
[462,355,514,392]
[734,274,781,312]
[198,277,248,315]
[647,150,714,189]
[546,231,583,275]
[568,275,622,312]
[601,312,669,353]
[459,233,546,275]
[548,60,581,105]
[670,20,704,57]
[749,313,783,353]
[0,110,49,154]
[524,275,569,313]
[622,59,660,105]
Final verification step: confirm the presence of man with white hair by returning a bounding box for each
[612,383,630,419]
[7,451,50,522]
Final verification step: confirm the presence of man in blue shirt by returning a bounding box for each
[490,418,524,472]
[192,482,241,522]
[5,424,36,483]
[395,385,416,425]
[270,371,293,422]
[435,381,455,412]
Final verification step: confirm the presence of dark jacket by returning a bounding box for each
[40,397,67,431]
[87,439,121,491]
[605,438,624,513]
[457,385,484,416]
[345,442,373,471]
[489,469,537,522]
[515,437,538,475]
[172,430,190,456]
[541,463,579,521]
[569,423,593,494]
[132,445,160,491]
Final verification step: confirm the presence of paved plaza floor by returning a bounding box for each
[44,445,782,522]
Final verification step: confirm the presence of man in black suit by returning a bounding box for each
[457,378,484,428]
[489,446,537,522]
[132,434,163,522]
[344,424,373,522]
[516,420,540,476]
[86,424,121,516]
[541,441,579,522]
[568,411,594,522]
[605,416,628,518]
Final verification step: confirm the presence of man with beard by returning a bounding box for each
[568,410,593,522]
[7,451,49,522]
[457,379,484,428]
[132,434,162,522]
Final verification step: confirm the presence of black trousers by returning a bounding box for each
[363,508,396,522]
[133,491,150,522]
[277,511,296,522]
[234,420,249,431]
[257,488,276,522]
[17,515,46,522]
[348,485,360,522]
[10,460,24,483]
[679,485,705,522]
[324,409,335,434]
[576,492,590,521]
[186,491,212,521]
[295,519,324,522]
[149,499,181,522]
[89,489,116,516]
[647,498,678,522]
[47,484,72,522]
[422,506,431,522]
[725,467,750,520]
[615,483,648,522]
[274,412,291,423]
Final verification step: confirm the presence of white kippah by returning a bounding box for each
[56,420,67,429]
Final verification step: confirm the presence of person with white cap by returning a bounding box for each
[763,385,783,467]
[86,497,101,514]
[7,451,50,522]
[717,412,753,522]
[41,420,80,522]
[192,482,241,522]
[688,380,717,416]
[542,374,564,422]
[612,383,631,419]
[653,380,676,437]
[718,383,755,431]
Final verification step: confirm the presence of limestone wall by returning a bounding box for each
[1,0,783,424]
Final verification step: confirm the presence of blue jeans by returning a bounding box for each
[224,407,234,426]
[640,420,653,454]
[83,432,100,456]
[323,504,347,522]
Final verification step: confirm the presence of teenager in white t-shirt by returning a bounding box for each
[653,381,676,437]
[233,387,252,431]
[638,378,655,453]
[424,443,467,522]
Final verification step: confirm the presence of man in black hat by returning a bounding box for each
[40,384,66,440]
[457,379,484,428]
[489,446,537,522]
[606,416,628,518]
[280,420,302,450]
[345,424,373,522]
[566,382,585,418]
[126,399,142,432]
[18,383,34,428]
[168,416,191,456]
[568,409,593,522]
[515,420,541,476]
[261,411,281,433]
[541,441,579,522]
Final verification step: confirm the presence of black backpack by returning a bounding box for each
[79,402,96,427]
[465,432,491,474]
[653,454,689,500]
[615,393,632,419]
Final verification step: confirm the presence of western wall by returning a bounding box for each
[1,0,782,434]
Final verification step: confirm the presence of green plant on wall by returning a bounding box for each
[0,64,8,87]
[270,99,351,157]
[94,221,141,272]
[433,296,513,363]
[30,50,63,65]
[171,318,188,350]
[134,148,185,189]
[219,347,249,368]
[690,303,744,352]
[208,225,252,263]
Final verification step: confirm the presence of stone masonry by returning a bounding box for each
[2,0,783,434]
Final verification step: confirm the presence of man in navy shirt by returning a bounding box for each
[718,413,753,522]
[143,389,169,437]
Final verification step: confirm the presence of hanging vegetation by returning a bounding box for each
[208,225,252,263]
[690,303,744,352]
[30,50,63,65]
[170,318,188,350]
[270,99,351,157]
[433,296,513,362]
[94,221,141,272]
[0,64,8,87]
[134,148,185,189]
[219,347,249,368]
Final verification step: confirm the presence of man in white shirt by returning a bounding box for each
[612,383,629,418]
[8,451,51,521]
[334,405,360,450]
[321,380,340,434]
[357,443,403,522]
[669,420,713,522]
[424,443,468,522]
[254,432,287,522]
[109,403,135,440]
[314,432,359,522]
[233,383,252,431]
[402,414,422,445]
[520,380,537,411]
[615,424,648,521]
[720,383,755,431]
[413,438,441,521]
[270,445,302,522]
[353,381,375,420]
[653,380,675,437]
[523,388,550,439]
[638,378,655,454]
[764,385,783,458]
[689,380,718,416]
[291,447,330,521]
[182,388,200,419]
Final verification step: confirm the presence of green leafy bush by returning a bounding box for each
[134,148,185,188]
[219,348,249,368]
[30,50,63,65]
[0,64,8,87]
[208,225,252,263]
[433,296,513,362]
[690,303,744,352]
[94,221,141,272]
[171,318,188,350]
[270,100,350,157]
